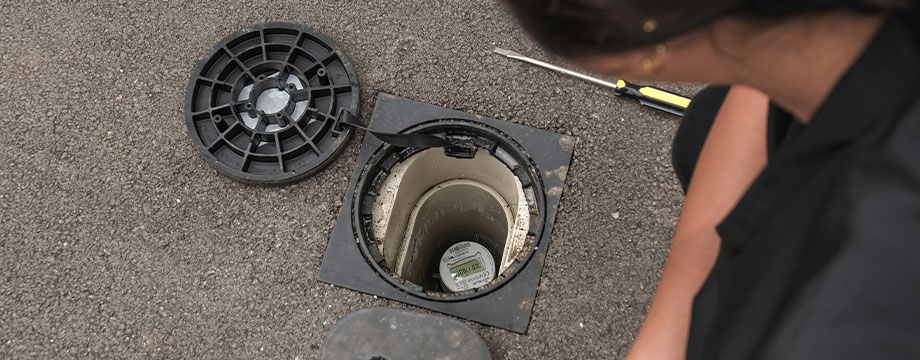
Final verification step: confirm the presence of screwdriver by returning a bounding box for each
[493,48,691,117]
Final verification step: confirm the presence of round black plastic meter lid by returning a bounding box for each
[185,23,359,185]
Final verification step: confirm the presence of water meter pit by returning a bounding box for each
[317,94,574,333]
[352,120,546,301]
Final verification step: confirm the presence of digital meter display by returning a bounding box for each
[450,258,485,279]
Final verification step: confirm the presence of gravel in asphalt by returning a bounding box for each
[1,1,702,358]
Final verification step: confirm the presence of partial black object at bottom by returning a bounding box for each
[320,307,491,360]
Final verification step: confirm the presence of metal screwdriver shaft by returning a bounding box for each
[493,48,621,90]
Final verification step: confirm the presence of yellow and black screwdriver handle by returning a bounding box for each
[614,80,692,117]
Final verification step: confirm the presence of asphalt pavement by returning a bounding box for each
[0,1,702,358]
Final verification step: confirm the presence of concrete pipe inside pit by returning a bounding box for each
[369,148,530,293]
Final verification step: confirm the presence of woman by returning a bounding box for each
[502,0,920,359]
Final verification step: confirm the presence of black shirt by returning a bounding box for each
[687,9,920,360]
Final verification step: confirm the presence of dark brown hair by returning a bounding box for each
[502,0,912,56]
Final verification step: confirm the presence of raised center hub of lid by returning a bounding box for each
[255,88,291,114]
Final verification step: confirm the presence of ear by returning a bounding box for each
[497,0,513,13]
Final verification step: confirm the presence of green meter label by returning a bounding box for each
[450,256,486,279]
